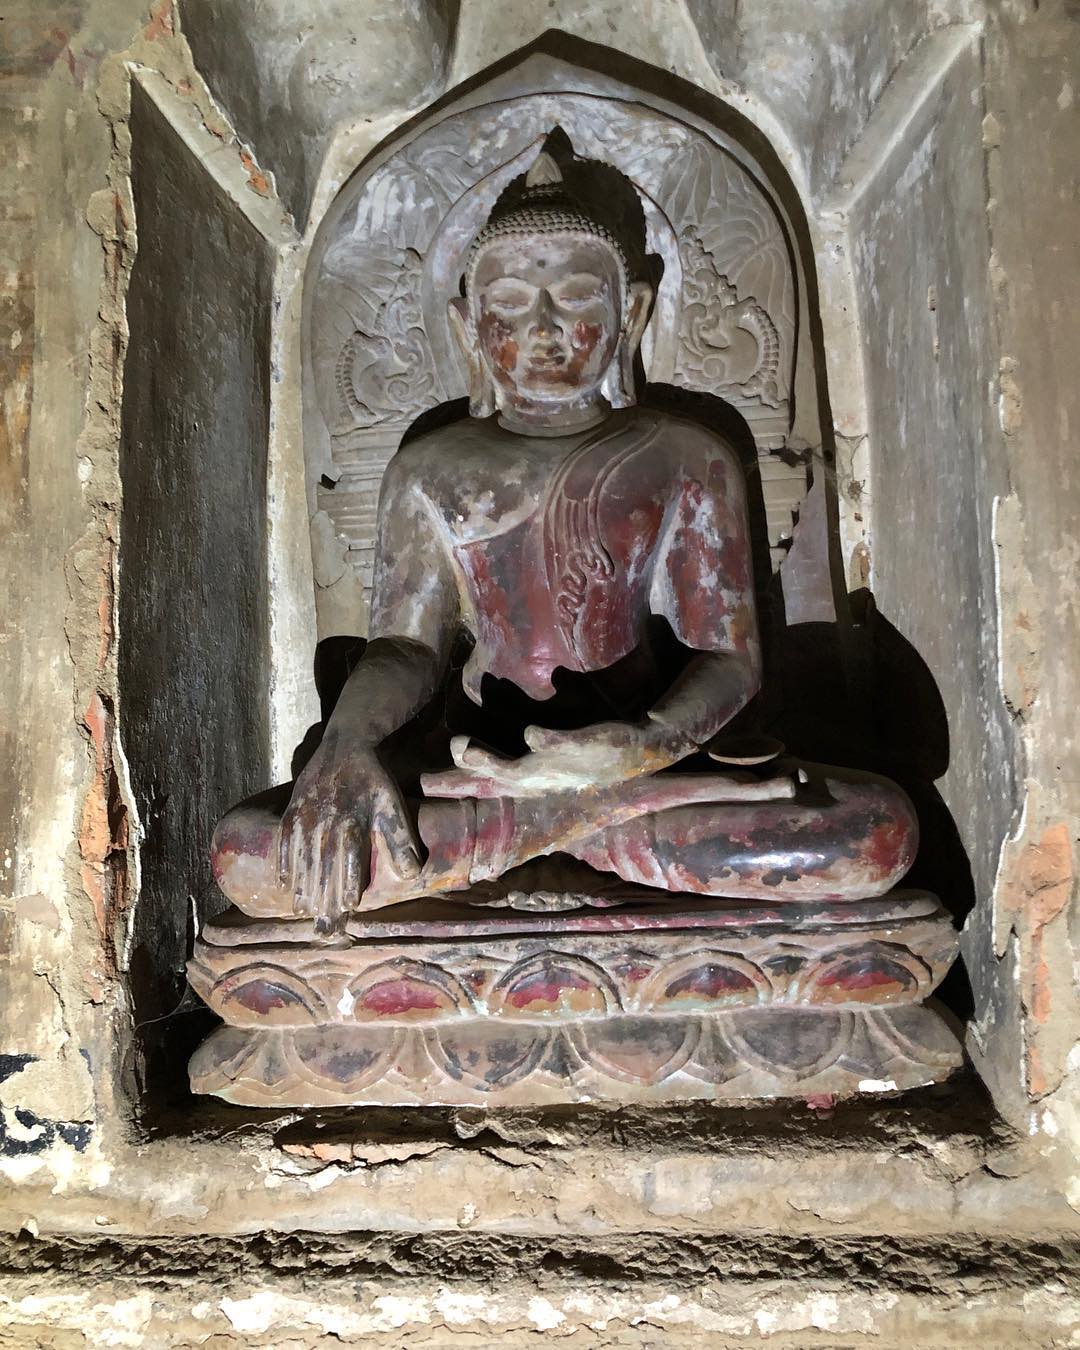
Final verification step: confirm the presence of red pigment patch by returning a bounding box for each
[665,964,755,1002]
[814,961,915,1005]
[825,966,908,993]
[232,981,304,1015]
[458,548,514,641]
[360,979,444,1016]
[570,320,603,373]
[144,0,174,40]
[505,970,599,1011]
[479,313,518,377]
[864,818,911,876]
[239,150,270,197]
[614,963,653,983]
[805,1094,835,1113]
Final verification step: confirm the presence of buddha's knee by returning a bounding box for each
[210,785,294,917]
[824,771,918,894]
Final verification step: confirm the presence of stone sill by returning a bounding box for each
[5,1072,1076,1246]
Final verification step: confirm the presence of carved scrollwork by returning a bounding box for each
[309,87,798,459]
[333,248,438,429]
[676,231,783,406]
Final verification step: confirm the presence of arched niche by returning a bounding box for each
[302,53,819,636]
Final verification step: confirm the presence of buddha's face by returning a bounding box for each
[470,233,623,406]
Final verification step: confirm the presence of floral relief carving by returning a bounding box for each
[190,1004,963,1107]
[333,248,438,429]
[189,912,953,1031]
[676,231,783,406]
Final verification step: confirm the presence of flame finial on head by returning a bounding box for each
[524,150,562,190]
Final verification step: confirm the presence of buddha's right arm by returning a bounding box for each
[278,457,457,922]
[330,450,458,748]
[321,636,445,749]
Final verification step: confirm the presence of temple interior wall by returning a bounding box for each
[844,37,1020,1066]
[117,75,277,1060]
[0,0,1077,1342]
[850,39,1012,901]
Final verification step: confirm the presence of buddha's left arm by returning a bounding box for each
[646,445,763,752]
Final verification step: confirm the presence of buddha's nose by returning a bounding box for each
[529,290,563,340]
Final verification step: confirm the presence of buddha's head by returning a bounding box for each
[450,141,654,433]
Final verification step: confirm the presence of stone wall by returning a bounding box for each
[118,75,273,1052]
[0,0,1077,1342]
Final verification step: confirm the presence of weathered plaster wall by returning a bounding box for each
[180,0,453,228]
[117,76,274,1039]
[451,0,952,204]
[0,0,1078,1342]
[1,0,144,1156]
[0,0,291,1166]
[969,0,1080,1157]
[850,41,1015,906]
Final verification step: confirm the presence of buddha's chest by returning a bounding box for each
[429,421,672,699]
[429,422,669,546]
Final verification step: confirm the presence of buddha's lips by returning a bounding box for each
[526,348,568,369]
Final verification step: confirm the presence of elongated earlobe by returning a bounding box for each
[448,296,496,418]
[604,280,653,409]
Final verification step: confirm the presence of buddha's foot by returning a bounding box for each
[188,890,962,1108]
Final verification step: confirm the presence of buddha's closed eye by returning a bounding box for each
[485,281,535,314]
[550,273,606,306]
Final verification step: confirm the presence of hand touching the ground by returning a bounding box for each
[278,735,421,930]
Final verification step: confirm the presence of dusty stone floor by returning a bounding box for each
[1,1081,1078,1345]
[0,1234,1076,1346]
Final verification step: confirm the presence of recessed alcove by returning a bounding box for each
[3,0,1078,1336]
[117,75,277,1103]
[109,29,1021,1133]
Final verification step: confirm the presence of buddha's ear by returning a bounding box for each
[625,280,654,352]
[607,280,654,409]
[447,296,469,356]
[448,295,496,418]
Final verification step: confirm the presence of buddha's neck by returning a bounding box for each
[497,394,612,439]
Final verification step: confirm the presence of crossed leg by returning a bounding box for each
[210,766,916,919]
[564,772,916,901]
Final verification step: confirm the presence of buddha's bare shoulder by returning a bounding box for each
[381,416,519,496]
[639,405,743,464]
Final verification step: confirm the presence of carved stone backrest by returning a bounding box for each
[304,63,806,636]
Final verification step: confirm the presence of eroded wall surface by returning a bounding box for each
[118,77,274,1044]
[851,41,1015,922]
[0,0,1078,1342]
[972,0,1080,1130]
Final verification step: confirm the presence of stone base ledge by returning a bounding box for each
[188,891,958,1030]
[189,1004,963,1107]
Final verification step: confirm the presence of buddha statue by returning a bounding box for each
[189,140,960,1107]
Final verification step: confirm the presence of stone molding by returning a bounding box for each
[189,1004,962,1107]
[189,899,958,1031]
